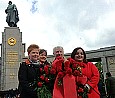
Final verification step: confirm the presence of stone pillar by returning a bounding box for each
[101,57,108,94]
[0,27,25,90]
[101,57,108,80]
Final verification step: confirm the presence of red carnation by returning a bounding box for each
[45,77,49,83]
[64,60,70,68]
[44,65,49,70]
[40,75,45,80]
[56,61,62,67]
[44,65,49,74]
[67,58,76,64]
[78,87,84,93]
[40,68,43,73]
[72,64,77,68]
[52,64,56,69]
[57,66,62,72]
[73,70,80,76]
[66,68,72,75]
[58,72,64,79]
[77,62,85,68]
[64,67,68,70]
[37,82,42,87]
[56,56,64,63]
[50,68,56,74]
[52,59,63,72]
[56,56,62,59]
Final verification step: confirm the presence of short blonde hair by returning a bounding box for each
[27,44,39,54]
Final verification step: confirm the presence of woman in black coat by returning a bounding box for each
[18,44,40,98]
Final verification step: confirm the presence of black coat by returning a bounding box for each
[106,76,115,95]
[18,61,39,98]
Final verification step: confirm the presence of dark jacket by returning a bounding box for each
[18,61,39,98]
[106,76,115,95]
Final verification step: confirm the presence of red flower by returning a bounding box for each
[52,60,58,69]
[66,68,72,75]
[50,68,56,74]
[45,77,49,83]
[57,66,62,72]
[58,72,65,79]
[73,70,81,76]
[78,87,84,93]
[52,58,63,72]
[77,62,85,68]
[64,60,70,68]
[72,64,77,68]
[67,58,86,68]
[67,58,76,64]
[44,65,49,74]
[56,56,64,63]
[40,75,45,80]
[40,68,43,73]
[37,82,42,87]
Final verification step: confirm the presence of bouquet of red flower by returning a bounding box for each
[35,63,57,98]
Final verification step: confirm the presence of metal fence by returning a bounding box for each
[0,89,19,98]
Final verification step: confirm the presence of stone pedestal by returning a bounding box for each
[0,27,25,90]
[107,57,115,76]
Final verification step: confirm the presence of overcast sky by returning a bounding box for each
[0,0,115,56]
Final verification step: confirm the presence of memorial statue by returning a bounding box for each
[5,1,19,27]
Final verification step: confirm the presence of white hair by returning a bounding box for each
[53,46,64,54]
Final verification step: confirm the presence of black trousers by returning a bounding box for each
[108,95,115,98]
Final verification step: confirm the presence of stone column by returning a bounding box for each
[101,57,108,79]
[0,27,25,90]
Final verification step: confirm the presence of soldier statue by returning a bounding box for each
[5,1,19,27]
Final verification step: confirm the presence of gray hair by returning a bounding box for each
[53,46,64,54]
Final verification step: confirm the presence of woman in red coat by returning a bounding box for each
[71,47,100,98]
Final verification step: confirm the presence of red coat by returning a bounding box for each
[82,62,100,98]
[52,58,100,98]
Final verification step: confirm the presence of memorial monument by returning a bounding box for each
[5,1,19,27]
[0,1,25,90]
